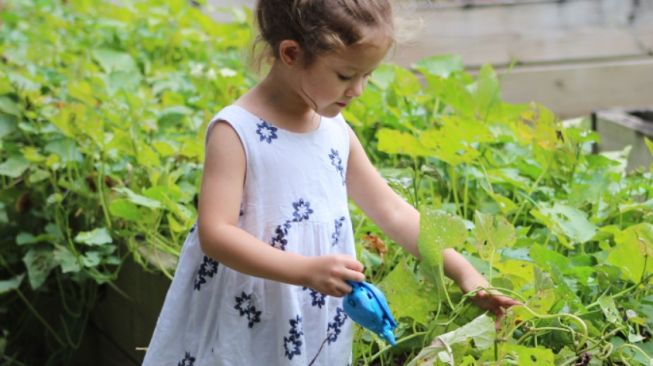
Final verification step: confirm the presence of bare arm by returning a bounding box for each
[345,126,487,291]
[197,121,364,296]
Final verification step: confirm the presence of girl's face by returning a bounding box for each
[296,33,391,118]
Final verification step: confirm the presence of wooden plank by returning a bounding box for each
[391,0,650,67]
[496,58,653,118]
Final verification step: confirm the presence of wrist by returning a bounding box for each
[291,254,313,287]
[458,272,489,294]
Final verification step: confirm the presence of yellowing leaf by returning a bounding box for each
[377,129,430,157]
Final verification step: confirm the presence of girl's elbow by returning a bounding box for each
[197,222,230,259]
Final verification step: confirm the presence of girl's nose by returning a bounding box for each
[346,78,365,97]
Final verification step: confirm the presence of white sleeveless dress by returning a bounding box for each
[143,105,356,366]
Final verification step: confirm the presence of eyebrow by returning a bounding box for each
[337,65,377,74]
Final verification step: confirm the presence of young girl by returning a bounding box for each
[143,1,518,365]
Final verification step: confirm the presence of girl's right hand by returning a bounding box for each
[303,255,365,297]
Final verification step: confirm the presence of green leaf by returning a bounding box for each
[369,64,395,90]
[473,211,516,260]
[0,114,18,140]
[109,199,142,221]
[74,227,112,246]
[499,344,555,365]
[82,251,102,267]
[471,64,500,118]
[92,49,138,73]
[0,96,21,116]
[531,203,597,246]
[376,129,430,157]
[53,247,81,273]
[413,55,464,78]
[407,314,496,366]
[114,187,162,209]
[419,208,467,304]
[0,274,24,294]
[16,232,39,245]
[23,249,57,289]
[0,156,29,178]
[44,138,83,164]
[380,259,436,325]
[598,296,622,325]
[607,223,653,283]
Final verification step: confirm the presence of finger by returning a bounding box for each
[344,258,364,273]
[332,282,352,297]
[344,268,365,283]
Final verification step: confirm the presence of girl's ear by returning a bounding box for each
[278,40,304,67]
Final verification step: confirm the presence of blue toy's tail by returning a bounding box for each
[343,281,397,346]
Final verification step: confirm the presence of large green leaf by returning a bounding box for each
[407,314,496,366]
[380,259,436,325]
[607,223,653,283]
[531,203,597,247]
[418,208,467,304]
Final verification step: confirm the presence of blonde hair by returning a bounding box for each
[253,0,394,68]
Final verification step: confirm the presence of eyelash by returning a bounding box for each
[337,73,372,81]
[337,73,354,81]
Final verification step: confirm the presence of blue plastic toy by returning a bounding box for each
[343,281,397,346]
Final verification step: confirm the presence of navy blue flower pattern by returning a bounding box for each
[234,292,262,328]
[193,256,219,291]
[256,120,278,143]
[271,221,292,250]
[270,199,314,251]
[329,149,345,185]
[283,315,304,360]
[327,307,348,344]
[189,223,197,233]
[292,199,313,222]
[178,352,195,366]
[331,216,346,246]
[303,287,326,308]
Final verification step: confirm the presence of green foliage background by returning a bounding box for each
[0,0,652,365]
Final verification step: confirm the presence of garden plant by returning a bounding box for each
[0,0,651,365]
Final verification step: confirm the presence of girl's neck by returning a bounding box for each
[236,67,320,133]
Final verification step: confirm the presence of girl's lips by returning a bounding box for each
[336,102,348,107]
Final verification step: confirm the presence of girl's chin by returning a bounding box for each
[317,106,343,118]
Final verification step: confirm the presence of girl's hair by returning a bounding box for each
[253,0,394,67]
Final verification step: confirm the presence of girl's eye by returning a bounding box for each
[337,73,354,81]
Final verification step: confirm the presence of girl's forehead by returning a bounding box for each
[324,36,391,72]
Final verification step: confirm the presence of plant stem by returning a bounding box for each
[15,288,65,347]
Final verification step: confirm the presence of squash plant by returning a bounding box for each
[0,0,253,363]
[1,0,652,365]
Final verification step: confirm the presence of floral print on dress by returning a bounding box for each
[283,315,304,360]
[271,221,292,251]
[331,216,346,246]
[327,307,348,344]
[256,120,278,143]
[270,199,314,250]
[177,352,195,366]
[193,256,219,291]
[234,292,262,328]
[303,287,326,308]
[292,199,314,222]
[329,149,345,185]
